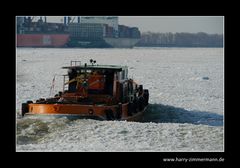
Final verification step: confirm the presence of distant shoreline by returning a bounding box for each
[135,45,223,48]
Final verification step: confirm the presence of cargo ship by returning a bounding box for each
[16,17,70,47]
[16,16,141,48]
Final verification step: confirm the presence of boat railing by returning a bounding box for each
[70,61,81,66]
[63,74,69,92]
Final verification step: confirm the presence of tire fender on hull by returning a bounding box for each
[21,100,33,116]
[143,89,149,105]
[105,109,114,120]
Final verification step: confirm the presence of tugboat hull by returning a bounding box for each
[25,103,147,121]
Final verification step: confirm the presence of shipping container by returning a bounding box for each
[68,23,104,40]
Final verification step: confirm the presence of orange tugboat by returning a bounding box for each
[21,60,149,121]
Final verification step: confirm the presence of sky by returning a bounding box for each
[33,16,223,34]
[118,16,223,34]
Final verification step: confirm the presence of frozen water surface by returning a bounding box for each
[16,47,224,152]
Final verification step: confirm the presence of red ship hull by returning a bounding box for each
[17,34,70,47]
